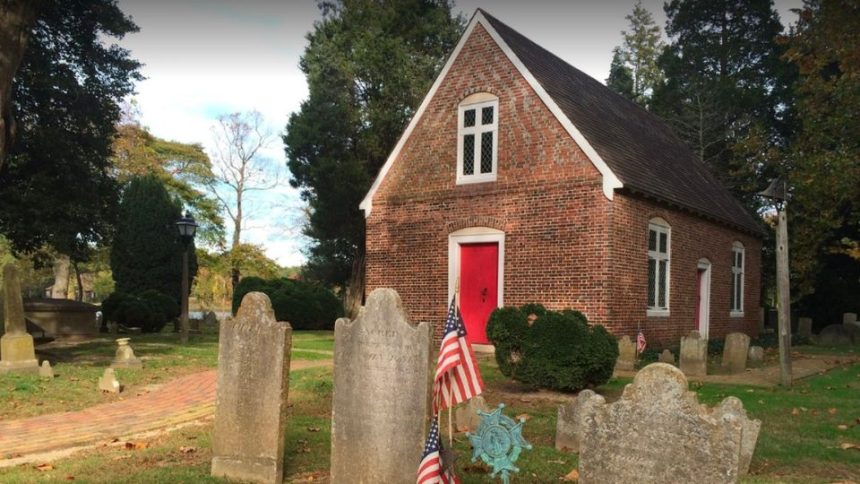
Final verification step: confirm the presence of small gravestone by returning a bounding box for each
[211,292,292,484]
[747,345,764,363]
[556,392,604,453]
[111,338,142,369]
[818,324,853,346]
[330,288,430,484]
[679,330,707,377]
[797,317,813,339]
[99,368,121,393]
[39,360,54,379]
[577,363,758,483]
[658,349,675,365]
[721,332,751,374]
[204,310,218,327]
[0,264,39,374]
[714,396,761,475]
[844,313,858,326]
[455,395,488,432]
[614,336,636,372]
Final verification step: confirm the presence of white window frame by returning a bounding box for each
[456,98,499,185]
[647,218,671,317]
[730,242,745,317]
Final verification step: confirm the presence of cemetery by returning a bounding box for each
[1,1,859,484]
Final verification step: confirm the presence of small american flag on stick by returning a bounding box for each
[417,416,459,484]
[637,331,647,354]
[433,297,484,414]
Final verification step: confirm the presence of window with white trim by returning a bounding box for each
[457,96,498,184]
[647,219,670,315]
[730,242,744,315]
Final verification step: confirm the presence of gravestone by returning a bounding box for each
[721,332,750,374]
[111,338,142,369]
[679,330,707,377]
[714,396,761,475]
[330,288,430,484]
[0,264,39,374]
[797,317,813,339]
[455,395,488,432]
[204,311,218,326]
[747,346,764,363]
[556,392,604,453]
[211,292,292,484]
[614,336,636,372]
[39,360,54,379]
[658,349,675,365]
[844,313,858,326]
[577,363,759,483]
[818,324,853,346]
[99,368,121,393]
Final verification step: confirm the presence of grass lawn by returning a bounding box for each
[2,343,858,482]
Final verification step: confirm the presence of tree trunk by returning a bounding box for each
[776,207,792,387]
[73,260,83,301]
[51,254,70,299]
[345,248,366,319]
[230,199,242,291]
[0,1,38,170]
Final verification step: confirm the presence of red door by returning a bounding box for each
[459,243,499,344]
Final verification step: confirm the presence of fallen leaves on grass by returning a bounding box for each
[838,425,849,430]
[515,413,531,421]
[840,443,860,451]
[791,408,800,416]
[829,408,838,415]
[124,441,149,450]
[178,446,196,454]
[306,426,321,432]
[562,469,579,481]
[34,463,54,471]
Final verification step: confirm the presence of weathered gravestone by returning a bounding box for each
[556,393,603,453]
[747,346,764,363]
[331,288,430,484]
[721,332,750,374]
[797,317,813,339]
[99,368,121,393]
[39,360,54,379]
[844,313,858,326]
[658,349,676,365]
[818,324,853,346]
[111,338,142,369]
[614,335,636,372]
[679,330,707,377]
[211,292,292,484]
[0,264,39,374]
[577,363,760,484]
[455,394,488,432]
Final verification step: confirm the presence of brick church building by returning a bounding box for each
[361,10,762,346]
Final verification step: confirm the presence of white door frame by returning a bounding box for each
[697,258,712,339]
[448,227,505,308]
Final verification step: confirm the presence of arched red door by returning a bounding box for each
[459,242,498,344]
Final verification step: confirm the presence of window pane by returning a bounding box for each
[738,251,743,269]
[463,134,474,175]
[730,274,737,309]
[735,275,742,310]
[658,260,667,308]
[648,258,656,307]
[648,230,656,251]
[482,106,494,125]
[480,132,494,173]
[464,109,476,127]
[659,232,668,253]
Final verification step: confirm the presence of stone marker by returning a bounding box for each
[658,349,676,365]
[39,360,54,379]
[714,396,761,476]
[211,292,292,484]
[844,313,858,326]
[454,395,488,432]
[0,264,39,374]
[721,332,751,374]
[817,324,853,346]
[747,345,764,363]
[331,288,430,484]
[577,363,759,483]
[99,368,121,393]
[204,311,218,326]
[797,317,813,339]
[555,392,603,453]
[614,336,636,372]
[679,330,707,377]
[111,338,143,369]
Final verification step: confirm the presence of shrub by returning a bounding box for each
[487,305,618,391]
[101,291,131,323]
[232,277,343,330]
[138,289,180,322]
[102,290,174,333]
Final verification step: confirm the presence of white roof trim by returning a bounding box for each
[359,10,623,217]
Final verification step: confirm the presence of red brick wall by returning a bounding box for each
[607,193,762,346]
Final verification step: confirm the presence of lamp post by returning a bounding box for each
[176,213,197,344]
[760,177,792,387]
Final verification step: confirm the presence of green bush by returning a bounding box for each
[232,277,343,330]
[101,291,131,324]
[102,290,174,333]
[487,305,618,391]
[138,289,180,323]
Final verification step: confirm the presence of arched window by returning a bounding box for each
[730,241,745,316]
[647,218,670,316]
[457,93,498,184]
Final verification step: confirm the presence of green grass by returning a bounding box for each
[291,331,334,352]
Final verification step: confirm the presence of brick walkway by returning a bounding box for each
[0,370,216,458]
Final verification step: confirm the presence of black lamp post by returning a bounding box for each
[760,177,791,387]
[176,212,198,344]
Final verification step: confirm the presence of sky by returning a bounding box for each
[116,0,803,267]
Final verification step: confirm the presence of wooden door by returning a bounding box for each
[459,242,498,344]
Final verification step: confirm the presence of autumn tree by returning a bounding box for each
[284,0,463,315]
[608,1,664,106]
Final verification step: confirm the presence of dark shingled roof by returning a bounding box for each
[480,10,763,236]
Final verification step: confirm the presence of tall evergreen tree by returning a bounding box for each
[606,47,634,100]
[614,1,664,106]
[284,0,463,314]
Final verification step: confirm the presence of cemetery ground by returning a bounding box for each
[0,337,858,483]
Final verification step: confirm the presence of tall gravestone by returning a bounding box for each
[0,264,39,374]
[721,332,751,374]
[577,363,760,483]
[614,336,636,372]
[679,330,707,377]
[331,288,430,484]
[797,317,813,339]
[211,292,292,484]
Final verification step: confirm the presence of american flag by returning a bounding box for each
[417,416,459,484]
[637,331,647,354]
[433,297,484,413]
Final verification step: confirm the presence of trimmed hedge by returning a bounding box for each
[101,290,178,333]
[486,304,618,392]
[232,277,343,330]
